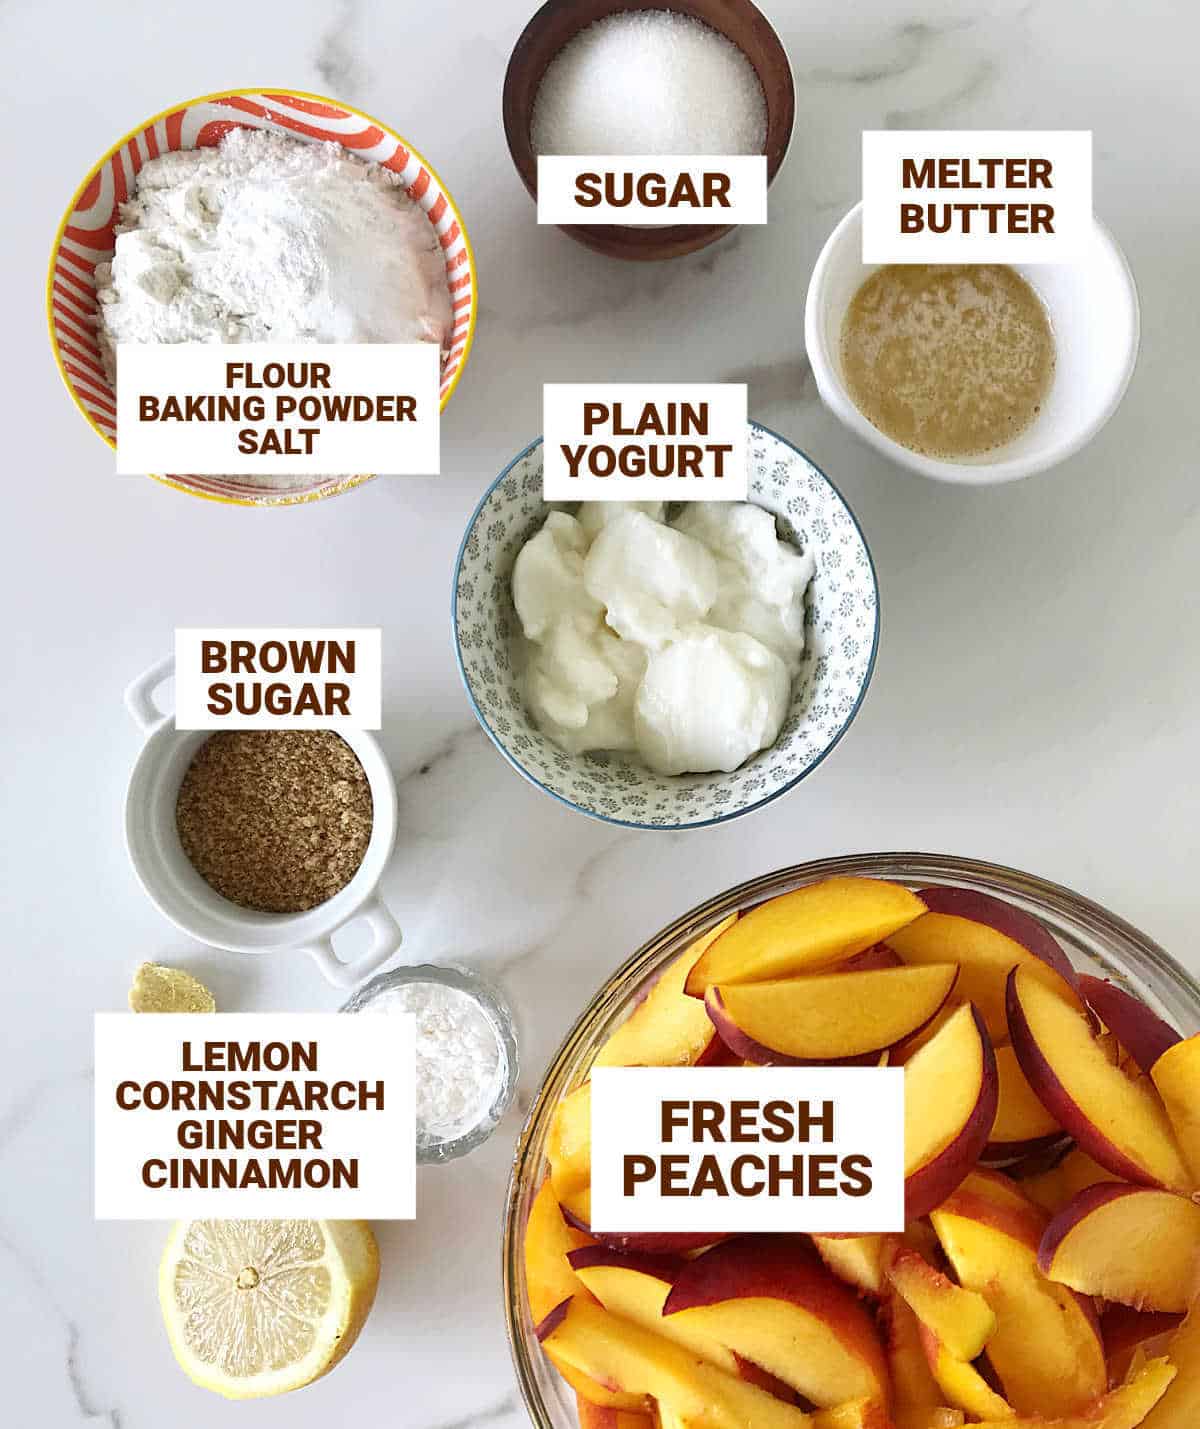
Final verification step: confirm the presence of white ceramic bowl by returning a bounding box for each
[123,657,402,987]
[804,202,1140,485]
[452,425,879,830]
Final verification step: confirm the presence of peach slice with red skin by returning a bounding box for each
[813,1233,889,1295]
[1021,1145,1115,1216]
[1006,966,1192,1191]
[887,887,1077,1043]
[524,1179,644,1410]
[1037,1183,1200,1313]
[931,1172,1107,1417]
[576,1398,652,1429]
[569,1245,805,1402]
[1103,1305,1185,1386]
[984,1044,1064,1162]
[1140,1306,1200,1428]
[1150,1035,1200,1187]
[918,1323,1015,1420]
[705,963,959,1065]
[684,877,927,996]
[904,1003,1000,1220]
[536,1295,819,1429]
[884,1243,997,1362]
[558,1190,725,1257]
[1078,976,1182,1074]
[595,915,737,1070]
[661,1234,890,1409]
[883,1295,965,1429]
[969,1357,1177,1429]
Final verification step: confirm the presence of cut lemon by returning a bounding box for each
[159,1219,379,1398]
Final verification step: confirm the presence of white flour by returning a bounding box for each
[363,980,505,1143]
[96,127,451,375]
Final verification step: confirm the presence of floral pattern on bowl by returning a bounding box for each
[452,425,879,829]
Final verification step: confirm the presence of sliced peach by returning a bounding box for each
[904,1003,999,1219]
[1103,1305,1186,1386]
[568,1246,739,1379]
[576,1398,653,1428]
[1007,966,1192,1191]
[661,1235,889,1408]
[985,1044,1064,1161]
[885,1244,997,1362]
[705,963,958,1064]
[524,1180,644,1410]
[970,1356,1177,1428]
[1079,976,1182,1074]
[684,877,926,996]
[931,1172,1107,1416]
[558,1189,727,1257]
[525,1178,595,1321]
[917,886,1079,987]
[888,887,1076,1043]
[1038,1183,1200,1313]
[547,1082,593,1203]
[536,1296,818,1428]
[1022,1146,1116,1215]
[918,1323,1015,1419]
[1151,1035,1200,1186]
[595,916,737,1069]
[1141,1307,1200,1428]
[813,1233,889,1295]
[883,1295,961,1429]
[809,1400,894,1429]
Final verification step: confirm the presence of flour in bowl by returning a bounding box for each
[95,127,451,376]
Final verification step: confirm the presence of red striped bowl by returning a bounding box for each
[47,88,478,507]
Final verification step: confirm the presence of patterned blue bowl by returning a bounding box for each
[451,425,879,829]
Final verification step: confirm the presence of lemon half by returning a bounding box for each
[159,1219,379,1398]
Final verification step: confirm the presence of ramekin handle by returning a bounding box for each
[124,655,175,733]
[303,895,403,989]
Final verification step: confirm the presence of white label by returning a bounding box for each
[590,1066,904,1235]
[116,343,441,476]
[538,156,767,225]
[94,1014,415,1219]
[861,130,1093,263]
[175,627,382,730]
[543,384,748,501]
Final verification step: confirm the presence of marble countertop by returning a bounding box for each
[4,0,1199,1424]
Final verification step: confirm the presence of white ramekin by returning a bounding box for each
[123,657,402,988]
[803,202,1141,485]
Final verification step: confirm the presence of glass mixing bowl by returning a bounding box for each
[501,852,1200,1428]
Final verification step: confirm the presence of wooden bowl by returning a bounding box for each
[503,0,794,260]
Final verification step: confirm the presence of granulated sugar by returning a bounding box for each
[531,10,768,156]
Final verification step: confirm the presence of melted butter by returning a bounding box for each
[840,264,1055,459]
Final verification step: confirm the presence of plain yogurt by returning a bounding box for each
[511,501,814,775]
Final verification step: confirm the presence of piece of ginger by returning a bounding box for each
[129,962,216,1014]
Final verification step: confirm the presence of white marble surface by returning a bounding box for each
[3,0,1200,1424]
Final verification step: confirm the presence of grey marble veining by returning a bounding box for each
[4,0,1200,1425]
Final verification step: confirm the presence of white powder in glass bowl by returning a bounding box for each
[361,979,507,1145]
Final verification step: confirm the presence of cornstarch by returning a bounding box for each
[363,980,506,1143]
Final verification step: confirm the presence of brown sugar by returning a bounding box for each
[175,731,373,913]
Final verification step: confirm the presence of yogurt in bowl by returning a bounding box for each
[451,424,879,830]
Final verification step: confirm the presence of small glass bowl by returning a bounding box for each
[341,963,518,1165]
[501,852,1200,1428]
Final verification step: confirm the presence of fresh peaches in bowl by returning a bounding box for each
[503,855,1200,1428]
